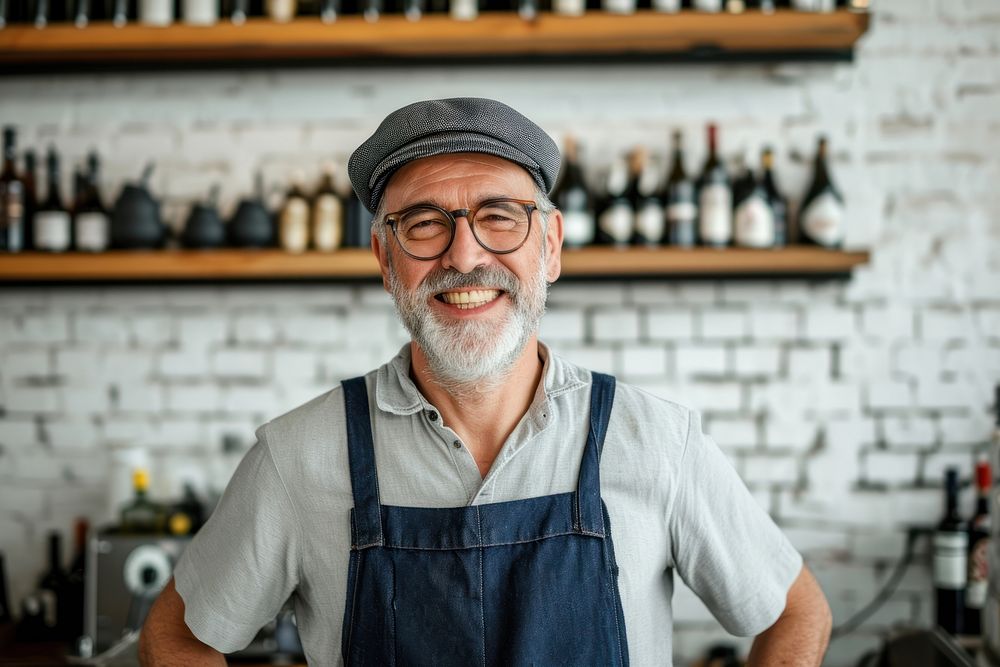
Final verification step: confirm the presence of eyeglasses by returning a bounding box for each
[384,198,537,261]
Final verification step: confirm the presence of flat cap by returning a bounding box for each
[348,97,561,213]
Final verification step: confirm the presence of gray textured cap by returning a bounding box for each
[348,97,561,213]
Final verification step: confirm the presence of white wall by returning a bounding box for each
[2,2,1000,665]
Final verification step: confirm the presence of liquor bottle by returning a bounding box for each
[22,149,37,251]
[165,484,205,536]
[597,157,633,247]
[665,130,697,248]
[692,0,721,11]
[760,0,775,12]
[32,0,50,26]
[267,0,295,21]
[0,127,25,253]
[552,0,583,17]
[344,191,374,248]
[37,531,70,640]
[139,0,173,24]
[65,518,88,642]
[935,467,968,635]
[312,162,344,252]
[74,152,110,252]
[34,148,72,253]
[651,0,678,11]
[362,0,379,20]
[183,0,219,24]
[966,458,991,635]
[120,469,163,534]
[601,0,634,15]
[0,552,11,625]
[798,136,845,248]
[732,154,775,248]
[400,0,421,19]
[279,171,310,253]
[517,0,537,20]
[631,148,666,247]
[760,147,788,248]
[450,0,476,20]
[697,123,731,247]
[550,136,595,249]
[231,0,249,22]
[111,0,129,24]
[725,0,744,12]
[71,0,90,25]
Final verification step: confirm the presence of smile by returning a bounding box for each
[435,289,503,310]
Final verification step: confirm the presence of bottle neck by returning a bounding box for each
[48,534,61,573]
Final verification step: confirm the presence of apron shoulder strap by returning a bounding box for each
[574,371,616,537]
[342,376,384,548]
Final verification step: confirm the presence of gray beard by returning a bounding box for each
[387,252,548,396]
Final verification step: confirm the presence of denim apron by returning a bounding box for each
[339,372,629,667]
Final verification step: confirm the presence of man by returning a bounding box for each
[139,98,831,666]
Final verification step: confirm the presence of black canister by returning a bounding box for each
[111,164,167,249]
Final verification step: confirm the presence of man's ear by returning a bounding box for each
[371,227,391,292]
[544,209,564,284]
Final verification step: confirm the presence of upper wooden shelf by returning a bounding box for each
[0,9,870,70]
[0,246,869,283]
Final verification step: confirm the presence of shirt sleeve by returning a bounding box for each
[668,409,803,637]
[173,427,301,653]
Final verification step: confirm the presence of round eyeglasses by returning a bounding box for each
[384,198,537,261]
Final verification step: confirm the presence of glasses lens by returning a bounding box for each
[472,200,531,252]
[396,207,453,258]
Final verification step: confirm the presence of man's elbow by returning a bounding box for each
[138,578,226,667]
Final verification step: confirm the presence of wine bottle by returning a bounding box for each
[631,148,666,247]
[597,157,633,247]
[665,130,697,248]
[362,0,379,20]
[697,123,731,247]
[279,171,310,253]
[120,469,163,534]
[312,162,344,252]
[0,552,11,625]
[725,0,744,12]
[230,0,248,21]
[517,0,537,20]
[31,0,50,26]
[966,458,991,636]
[22,149,37,251]
[139,0,173,24]
[74,152,110,252]
[0,127,25,253]
[65,518,88,642]
[651,0,678,11]
[552,0,583,17]
[0,0,8,28]
[935,467,968,636]
[760,147,788,248]
[601,0,634,15]
[37,531,69,640]
[732,154,775,248]
[550,136,595,249]
[34,147,72,253]
[692,0,721,11]
[267,0,295,21]
[798,136,845,248]
[71,0,89,25]
[111,0,128,24]
[183,0,219,24]
[401,0,419,19]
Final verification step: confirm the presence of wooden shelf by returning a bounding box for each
[0,9,870,70]
[0,246,869,283]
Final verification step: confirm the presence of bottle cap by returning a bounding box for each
[133,469,150,492]
[977,459,991,489]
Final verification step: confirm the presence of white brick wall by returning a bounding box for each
[1,2,999,665]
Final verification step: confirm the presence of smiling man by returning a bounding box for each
[139,98,831,666]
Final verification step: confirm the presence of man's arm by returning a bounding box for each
[138,578,226,667]
[746,564,832,667]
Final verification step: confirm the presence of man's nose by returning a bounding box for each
[440,216,490,273]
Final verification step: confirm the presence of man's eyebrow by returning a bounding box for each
[396,194,516,210]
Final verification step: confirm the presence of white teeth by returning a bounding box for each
[440,289,501,308]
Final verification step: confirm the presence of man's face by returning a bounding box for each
[373,153,563,387]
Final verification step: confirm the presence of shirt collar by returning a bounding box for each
[374,341,588,417]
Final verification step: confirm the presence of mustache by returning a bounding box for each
[418,266,520,298]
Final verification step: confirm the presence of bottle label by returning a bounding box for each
[553,0,585,14]
[139,0,174,24]
[667,201,696,224]
[934,532,969,589]
[450,0,478,20]
[34,210,71,252]
[602,0,635,13]
[312,194,343,252]
[635,201,665,245]
[182,0,219,24]
[280,198,309,253]
[76,212,110,252]
[2,186,24,251]
[968,535,990,608]
[267,0,296,21]
[693,0,722,10]
[801,192,845,247]
[698,184,732,245]
[734,194,775,248]
[652,0,680,10]
[598,203,633,245]
[562,210,595,248]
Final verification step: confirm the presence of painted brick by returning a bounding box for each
[840,342,894,380]
[939,414,993,445]
[231,312,278,345]
[112,382,165,414]
[0,348,51,382]
[943,344,1000,377]
[72,312,130,345]
[748,307,799,341]
[620,345,668,379]
[803,306,856,341]
[861,304,915,341]
[765,417,819,452]
[5,386,61,414]
[41,417,100,450]
[547,283,626,306]
[165,384,222,413]
[977,308,1000,342]
[786,347,831,381]
[273,349,321,383]
[591,309,640,342]
[673,283,719,305]
[212,349,269,379]
[706,417,758,449]
[222,386,281,414]
[279,313,346,345]
[646,309,695,341]
[732,345,781,378]
[719,282,778,304]
[864,449,920,485]
[881,416,937,448]
[539,309,586,343]
[743,454,799,487]
[923,448,978,485]
[920,309,971,342]
[916,380,978,410]
[177,314,230,347]
[158,348,211,379]
[675,345,728,378]
[0,419,40,453]
[866,381,914,411]
[626,283,675,306]
[894,343,944,383]
[19,313,70,344]
[554,346,615,376]
[698,309,749,341]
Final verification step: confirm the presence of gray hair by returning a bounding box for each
[370,187,555,247]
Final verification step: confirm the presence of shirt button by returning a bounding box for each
[427,410,438,422]
[452,440,462,449]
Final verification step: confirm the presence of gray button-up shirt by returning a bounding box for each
[175,343,802,666]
